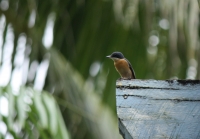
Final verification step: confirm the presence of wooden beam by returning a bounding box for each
[116,79,200,139]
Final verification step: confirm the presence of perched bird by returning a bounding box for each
[106,52,136,79]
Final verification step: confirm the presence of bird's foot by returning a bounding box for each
[123,78,132,80]
[117,77,132,81]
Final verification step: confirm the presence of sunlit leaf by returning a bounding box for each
[16,87,26,128]
[56,104,71,139]
[7,86,14,131]
[33,90,48,129]
[42,92,58,135]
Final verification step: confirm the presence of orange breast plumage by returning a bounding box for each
[114,59,133,79]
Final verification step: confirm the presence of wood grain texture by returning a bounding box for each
[116,79,200,139]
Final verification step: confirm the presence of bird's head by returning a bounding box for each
[106,52,124,61]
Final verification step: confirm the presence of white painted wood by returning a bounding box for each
[116,79,200,139]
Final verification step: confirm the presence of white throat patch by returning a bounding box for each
[111,57,120,62]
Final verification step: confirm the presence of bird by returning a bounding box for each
[106,52,136,79]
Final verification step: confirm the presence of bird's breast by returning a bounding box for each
[114,59,132,78]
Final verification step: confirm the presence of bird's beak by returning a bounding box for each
[106,55,111,58]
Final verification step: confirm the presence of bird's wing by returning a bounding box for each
[125,58,136,79]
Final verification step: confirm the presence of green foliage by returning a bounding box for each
[0,86,70,139]
[0,49,122,139]
[47,49,121,139]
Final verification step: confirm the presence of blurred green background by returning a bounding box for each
[0,0,199,139]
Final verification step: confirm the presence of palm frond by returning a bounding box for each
[0,85,70,139]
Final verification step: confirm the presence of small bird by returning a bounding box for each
[106,52,136,79]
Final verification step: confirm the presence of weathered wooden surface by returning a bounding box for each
[116,79,200,139]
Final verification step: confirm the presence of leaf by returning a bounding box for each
[7,86,14,131]
[56,104,70,139]
[42,92,58,135]
[16,87,26,128]
[33,90,48,129]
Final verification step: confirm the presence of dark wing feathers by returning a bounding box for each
[125,58,136,79]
